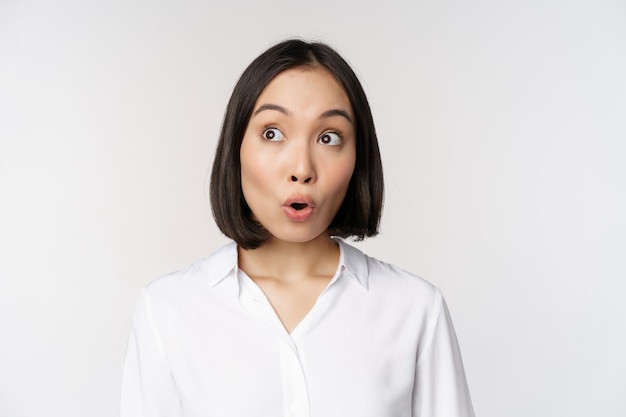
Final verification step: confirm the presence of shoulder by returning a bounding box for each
[367,252,440,304]
[142,241,238,299]
[129,242,241,336]
[338,239,441,306]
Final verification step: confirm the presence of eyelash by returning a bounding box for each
[261,126,285,142]
[318,130,344,146]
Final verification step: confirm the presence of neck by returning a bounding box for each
[238,233,340,283]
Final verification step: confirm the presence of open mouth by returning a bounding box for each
[283,195,315,221]
[290,203,308,211]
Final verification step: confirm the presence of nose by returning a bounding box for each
[288,143,316,184]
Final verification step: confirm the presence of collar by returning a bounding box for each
[204,238,370,290]
[205,241,238,288]
[334,238,369,290]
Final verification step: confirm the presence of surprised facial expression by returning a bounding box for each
[240,67,356,245]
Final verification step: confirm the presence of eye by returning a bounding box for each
[318,132,342,146]
[262,127,285,142]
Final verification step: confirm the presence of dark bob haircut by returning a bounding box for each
[210,39,384,250]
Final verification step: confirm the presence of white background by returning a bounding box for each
[1,0,625,416]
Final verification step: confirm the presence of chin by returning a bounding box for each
[268,228,329,245]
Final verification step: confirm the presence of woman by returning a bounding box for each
[121,39,475,417]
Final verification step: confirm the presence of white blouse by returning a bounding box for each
[121,239,474,417]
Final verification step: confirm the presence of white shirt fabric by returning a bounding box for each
[121,239,474,417]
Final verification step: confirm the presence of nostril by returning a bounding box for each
[291,176,297,182]
[304,177,312,183]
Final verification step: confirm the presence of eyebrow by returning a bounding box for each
[320,109,353,125]
[253,103,290,116]
[253,103,353,125]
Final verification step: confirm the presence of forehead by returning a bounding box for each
[254,67,353,117]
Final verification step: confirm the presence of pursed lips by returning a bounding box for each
[283,194,316,210]
[282,194,316,221]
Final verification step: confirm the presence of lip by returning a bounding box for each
[282,194,316,222]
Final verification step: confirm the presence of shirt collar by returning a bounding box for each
[205,241,238,288]
[334,238,369,290]
[204,238,370,290]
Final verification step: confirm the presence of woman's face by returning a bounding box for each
[240,67,356,245]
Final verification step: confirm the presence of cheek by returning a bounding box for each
[325,155,356,200]
[240,134,278,188]
[241,161,267,200]
[338,151,357,186]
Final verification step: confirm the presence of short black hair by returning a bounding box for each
[210,39,384,249]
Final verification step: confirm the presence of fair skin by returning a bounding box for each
[239,66,356,333]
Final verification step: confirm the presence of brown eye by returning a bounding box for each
[318,132,342,146]
[262,128,285,142]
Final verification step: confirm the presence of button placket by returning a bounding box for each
[279,339,310,417]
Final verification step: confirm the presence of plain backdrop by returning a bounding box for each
[1,0,625,416]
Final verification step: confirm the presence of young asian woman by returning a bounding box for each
[121,39,475,417]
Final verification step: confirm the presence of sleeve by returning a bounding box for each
[121,290,183,417]
[412,288,475,417]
